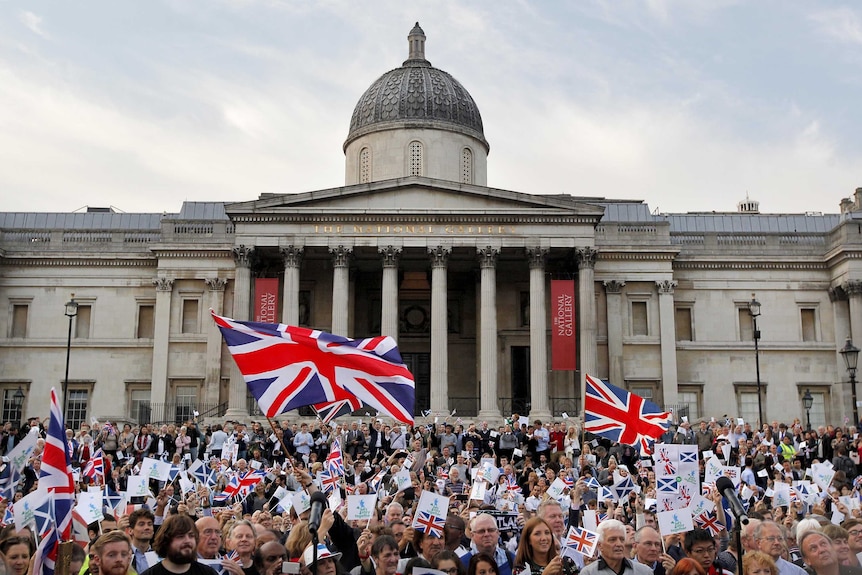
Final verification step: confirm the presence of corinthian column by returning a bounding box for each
[577,247,598,407]
[380,246,401,340]
[429,246,449,413]
[603,280,626,388]
[225,245,254,419]
[150,277,174,407]
[478,246,502,420]
[656,280,679,407]
[527,248,551,421]
[204,278,228,405]
[281,246,303,326]
[331,246,352,336]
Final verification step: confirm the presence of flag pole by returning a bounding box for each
[265,417,293,470]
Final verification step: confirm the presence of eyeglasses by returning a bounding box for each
[759,536,782,543]
[689,546,715,554]
[849,530,862,537]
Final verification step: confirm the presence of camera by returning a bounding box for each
[561,556,580,575]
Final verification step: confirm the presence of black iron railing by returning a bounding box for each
[139,402,227,426]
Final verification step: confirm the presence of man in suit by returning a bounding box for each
[346,421,365,458]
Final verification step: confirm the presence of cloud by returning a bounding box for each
[810,7,862,46]
[18,10,48,39]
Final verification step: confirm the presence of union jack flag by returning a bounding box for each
[507,476,521,493]
[327,438,345,477]
[212,312,416,424]
[215,475,241,501]
[34,388,75,575]
[237,470,267,497]
[83,449,105,482]
[437,469,449,481]
[319,469,340,494]
[584,374,671,454]
[694,512,723,536]
[413,510,445,537]
[313,397,363,424]
[225,550,240,562]
[562,475,574,490]
[565,526,598,556]
[368,468,387,493]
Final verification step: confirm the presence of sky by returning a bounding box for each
[1,1,861,216]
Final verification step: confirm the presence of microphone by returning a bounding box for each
[307,491,328,535]
[716,476,749,525]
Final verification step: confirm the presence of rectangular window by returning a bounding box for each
[66,389,89,430]
[75,305,91,339]
[631,301,648,336]
[175,385,197,424]
[129,388,151,423]
[675,307,693,341]
[1,388,25,424]
[801,308,817,342]
[678,388,701,421]
[737,390,761,425]
[181,299,199,334]
[807,391,826,429]
[137,305,155,339]
[739,308,754,341]
[11,305,28,338]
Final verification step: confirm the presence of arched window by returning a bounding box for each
[408,141,423,176]
[359,147,371,183]
[461,148,473,184]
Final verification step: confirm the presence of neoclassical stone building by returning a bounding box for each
[2,24,861,430]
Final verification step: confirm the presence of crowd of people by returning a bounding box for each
[0,411,861,575]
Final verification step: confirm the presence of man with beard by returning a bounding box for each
[91,531,134,575]
[141,514,218,575]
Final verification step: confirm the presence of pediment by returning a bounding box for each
[226,177,605,218]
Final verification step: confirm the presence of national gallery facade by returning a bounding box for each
[2,24,861,430]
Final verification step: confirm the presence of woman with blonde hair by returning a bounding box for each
[741,551,778,575]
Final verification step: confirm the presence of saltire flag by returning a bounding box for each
[168,465,183,483]
[319,469,340,494]
[83,449,105,482]
[613,476,636,500]
[657,477,678,493]
[679,450,698,464]
[212,312,416,424]
[313,396,363,424]
[326,438,345,477]
[34,388,75,575]
[368,469,387,493]
[584,374,671,454]
[583,476,600,489]
[565,526,598,557]
[0,466,22,502]
[32,497,55,537]
[102,485,124,514]
[1,504,13,526]
[187,459,209,485]
[694,512,723,537]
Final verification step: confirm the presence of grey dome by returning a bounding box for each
[345,24,488,151]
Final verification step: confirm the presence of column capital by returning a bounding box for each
[576,247,598,269]
[205,277,227,291]
[656,280,678,294]
[281,245,304,267]
[603,280,626,294]
[153,277,174,292]
[330,245,353,268]
[829,285,848,302]
[526,247,548,270]
[429,246,450,268]
[380,245,402,268]
[232,245,254,268]
[478,246,498,268]
[845,281,862,298]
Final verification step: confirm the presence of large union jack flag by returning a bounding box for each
[313,397,363,424]
[584,374,671,454]
[212,312,415,424]
[34,388,75,575]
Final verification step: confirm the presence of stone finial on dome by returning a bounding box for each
[405,22,430,66]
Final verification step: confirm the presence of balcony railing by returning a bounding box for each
[137,402,227,426]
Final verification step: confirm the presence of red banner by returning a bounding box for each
[254,278,279,324]
[551,280,577,371]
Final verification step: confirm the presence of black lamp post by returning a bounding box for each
[748,293,763,426]
[13,386,25,429]
[802,388,813,431]
[64,295,78,419]
[840,338,860,428]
